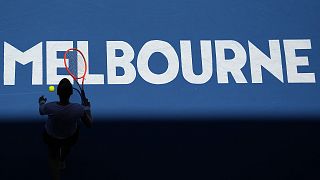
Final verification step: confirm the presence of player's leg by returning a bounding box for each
[59,128,80,169]
[42,129,61,179]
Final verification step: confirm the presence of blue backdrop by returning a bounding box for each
[0,0,319,120]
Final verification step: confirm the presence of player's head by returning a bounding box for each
[57,78,73,99]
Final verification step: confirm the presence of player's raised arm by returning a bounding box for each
[81,99,93,128]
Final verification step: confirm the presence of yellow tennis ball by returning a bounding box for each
[49,86,55,92]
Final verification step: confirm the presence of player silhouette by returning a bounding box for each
[39,78,92,180]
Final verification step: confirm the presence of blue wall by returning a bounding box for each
[0,0,320,120]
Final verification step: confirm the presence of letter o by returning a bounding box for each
[137,40,179,84]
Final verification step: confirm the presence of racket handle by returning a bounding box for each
[81,89,86,99]
[81,90,90,106]
[83,98,90,106]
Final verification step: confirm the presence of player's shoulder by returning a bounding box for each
[69,103,85,115]
[42,102,60,111]
[45,101,59,107]
[69,103,85,110]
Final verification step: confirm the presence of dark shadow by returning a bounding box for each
[0,117,320,180]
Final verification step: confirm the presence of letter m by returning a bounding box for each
[4,42,42,85]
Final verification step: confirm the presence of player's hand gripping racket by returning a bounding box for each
[63,48,89,106]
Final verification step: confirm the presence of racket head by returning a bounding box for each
[63,48,87,86]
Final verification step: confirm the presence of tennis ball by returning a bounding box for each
[49,86,55,92]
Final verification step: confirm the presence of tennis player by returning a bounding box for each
[39,78,92,179]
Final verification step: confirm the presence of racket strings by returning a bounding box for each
[66,50,78,78]
[65,50,86,80]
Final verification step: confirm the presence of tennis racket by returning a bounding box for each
[63,48,89,106]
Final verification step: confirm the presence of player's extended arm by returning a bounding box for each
[81,100,93,128]
[38,95,47,115]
